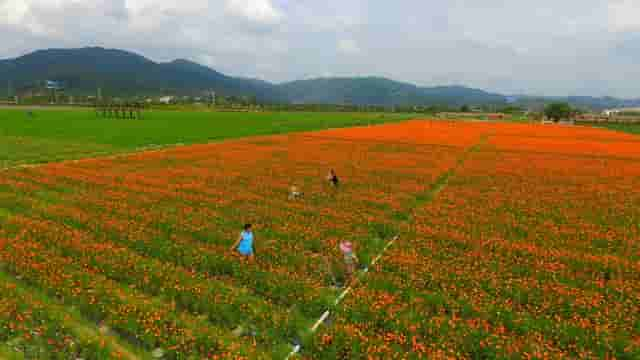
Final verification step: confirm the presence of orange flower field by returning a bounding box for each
[0,120,638,358]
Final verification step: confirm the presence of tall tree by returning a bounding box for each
[544,102,572,122]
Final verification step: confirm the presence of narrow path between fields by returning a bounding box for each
[284,136,489,359]
[0,142,194,173]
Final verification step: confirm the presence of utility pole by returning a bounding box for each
[6,80,12,101]
[208,90,215,107]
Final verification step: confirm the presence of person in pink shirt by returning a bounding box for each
[339,241,359,283]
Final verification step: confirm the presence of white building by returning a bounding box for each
[158,96,175,104]
[603,107,640,116]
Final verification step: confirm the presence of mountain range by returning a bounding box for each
[0,47,284,101]
[1,47,638,109]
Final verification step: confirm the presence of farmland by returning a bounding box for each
[0,117,639,359]
[0,108,411,168]
[310,124,640,359]
[596,123,640,136]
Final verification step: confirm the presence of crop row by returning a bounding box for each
[309,134,640,359]
[0,270,139,359]
[0,127,470,358]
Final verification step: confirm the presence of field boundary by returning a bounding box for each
[0,138,248,173]
[284,137,486,359]
[474,148,640,163]
[284,235,400,360]
[487,133,640,143]
[297,134,465,149]
[0,145,180,173]
[0,119,416,173]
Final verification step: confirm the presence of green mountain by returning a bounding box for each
[0,47,285,101]
[1,47,506,106]
[279,77,506,106]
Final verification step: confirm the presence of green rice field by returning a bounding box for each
[0,108,411,168]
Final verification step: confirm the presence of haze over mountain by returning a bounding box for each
[1,47,639,109]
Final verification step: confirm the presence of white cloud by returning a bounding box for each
[0,0,29,25]
[608,0,640,32]
[337,38,360,55]
[226,0,283,25]
[1,0,640,97]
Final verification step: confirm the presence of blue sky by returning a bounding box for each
[1,0,639,98]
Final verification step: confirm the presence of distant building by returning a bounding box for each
[45,80,64,90]
[158,96,175,104]
[603,107,640,116]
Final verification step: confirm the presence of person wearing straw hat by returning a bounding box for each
[288,185,303,200]
[339,241,359,282]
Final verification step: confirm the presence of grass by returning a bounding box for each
[592,123,640,135]
[0,108,413,168]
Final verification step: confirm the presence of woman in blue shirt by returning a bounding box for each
[231,223,255,260]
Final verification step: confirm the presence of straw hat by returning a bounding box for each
[339,242,353,253]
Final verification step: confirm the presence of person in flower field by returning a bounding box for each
[340,241,359,282]
[289,184,303,200]
[231,223,255,260]
[326,169,339,188]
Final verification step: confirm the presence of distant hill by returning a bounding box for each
[511,95,640,111]
[0,47,507,106]
[4,47,637,109]
[562,96,640,111]
[279,77,506,106]
[0,47,285,102]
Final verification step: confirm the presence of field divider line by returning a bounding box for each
[0,145,181,173]
[298,133,463,150]
[0,137,240,173]
[285,136,487,359]
[0,122,376,173]
[0,117,415,173]
[310,310,331,333]
[285,234,400,360]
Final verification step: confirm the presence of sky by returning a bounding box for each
[1,0,639,98]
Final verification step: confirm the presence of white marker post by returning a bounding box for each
[284,235,399,359]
